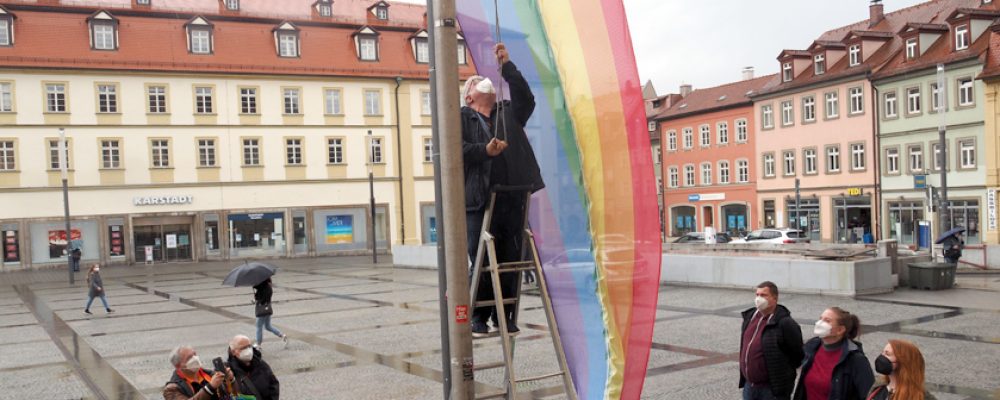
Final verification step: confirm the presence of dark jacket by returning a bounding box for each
[254,282,272,305]
[739,304,805,397]
[228,347,279,400]
[866,378,937,400]
[793,337,875,400]
[462,61,543,212]
[87,272,104,298]
[163,368,222,400]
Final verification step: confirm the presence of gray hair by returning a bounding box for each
[462,75,485,102]
[229,335,251,351]
[169,345,192,367]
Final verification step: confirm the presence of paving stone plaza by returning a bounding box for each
[0,256,997,399]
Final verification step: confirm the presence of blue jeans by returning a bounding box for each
[256,315,283,344]
[85,293,109,311]
[743,383,782,400]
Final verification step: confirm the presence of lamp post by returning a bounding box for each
[936,64,950,234]
[367,130,377,264]
[59,128,74,285]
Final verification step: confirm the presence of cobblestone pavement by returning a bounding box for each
[0,257,997,399]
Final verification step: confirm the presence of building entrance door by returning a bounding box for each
[133,217,194,263]
[703,206,714,230]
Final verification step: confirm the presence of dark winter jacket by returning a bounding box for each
[462,61,543,212]
[866,378,937,400]
[739,304,805,397]
[87,272,104,298]
[228,347,279,400]
[793,337,875,400]
[163,368,223,400]
[254,282,273,305]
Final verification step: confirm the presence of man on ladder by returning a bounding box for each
[461,42,542,338]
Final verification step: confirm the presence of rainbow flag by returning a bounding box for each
[456,1,662,399]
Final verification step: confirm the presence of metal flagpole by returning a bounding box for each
[936,64,950,233]
[367,130,378,264]
[59,128,74,285]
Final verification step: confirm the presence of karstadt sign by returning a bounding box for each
[133,195,194,206]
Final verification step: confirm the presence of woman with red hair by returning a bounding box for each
[867,339,937,400]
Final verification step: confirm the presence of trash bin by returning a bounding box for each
[907,262,956,290]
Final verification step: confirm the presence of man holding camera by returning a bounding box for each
[227,335,280,400]
[163,345,232,400]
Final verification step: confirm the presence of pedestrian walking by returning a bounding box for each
[739,281,804,400]
[71,247,82,272]
[227,335,280,400]
[941,232,963,265]
[253,278,287,348]
[793,307,874,400]
[84,263,113,315]
[867,339,936,400]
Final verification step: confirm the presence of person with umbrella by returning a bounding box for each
[223,261,287,349]
[936,227,965,265]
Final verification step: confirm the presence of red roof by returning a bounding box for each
[977,25,1000,80]
[649,74,778,121]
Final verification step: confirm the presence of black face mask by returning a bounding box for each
[875,354,894,375]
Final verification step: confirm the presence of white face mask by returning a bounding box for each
[754,296,769,311]
[475,78,495,94]
[237,347,253,363]
[185,355,202,371]
[93,267,100,272]
[814,320,833,338]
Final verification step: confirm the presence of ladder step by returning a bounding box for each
[475,390,508,400]
[474,298,519,308]
[473,361,506,371]
[515,371,565,383]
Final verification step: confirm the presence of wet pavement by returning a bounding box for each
[0,256,997,399]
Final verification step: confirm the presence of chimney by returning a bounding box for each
[742,66,755,81]
[679,84,693,98]
[869,0,884,28]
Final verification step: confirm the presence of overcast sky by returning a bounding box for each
[396,0,927,94]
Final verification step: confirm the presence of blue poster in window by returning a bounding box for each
[429,217,437,243]
[737,215,746,229]
[325,215,354,244]
[728,215,736,229]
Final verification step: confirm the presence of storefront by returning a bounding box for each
[834,195,872,243]
[2,223,21,266]
[887,201,924,247]
[785,198,821,241]
[28,219,100,265]
[721,203,750,237]
[762,200,776,228]
[228,212,286,258]
[670,205,697,237]
[311,206,389,254]
[133,216,194,263]
[947,199,981,244]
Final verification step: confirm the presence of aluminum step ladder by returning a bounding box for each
[469,185,577,400]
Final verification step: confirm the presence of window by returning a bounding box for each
[0,82,11,112]
[930,83,943,112]
[360,36,378,61]
[667,131,677,150]
[458,41,467,65]
[781,100,793,126]
[736,159,749,183]
[763,153,775,177]
[318,2,332,17]
[782,62,792,82]
[370,137,383,163]
[699,125,710,147]
[682,128,693,149]
[884,91,898,118]
[189,28,211,54]
[655,146,662,164]
[932,142,944,171]
[423,137,433,162]
[851,143,866,171]
[243,139,260,165]
[958,78,974,107]
[783,151,795,176]
[802,96,816,122]
[814,53,825,75]
[421,91,432,115]
[960,139,976,169]
[0,17,11,46]
[906,87,921,115]
[376,6,388,20]
[151,139,169,168]
[826,145,840,173]
[955,25,970,50]
[849,87,864,114]
[886,147,899,174]
[848,44,861,66]
[198,139,216,167]
[91,22,117,50]
[240,88,257,114]
[364,90,381,115]
[327,138,344,164]
[415,39,429,63]
[657,177,663,194]
[700,163,712,185]
[194,86,213,114]
[148,86,167,113]
[48,139,69,170]
[735,119,748,142]
[101,140,120,168]
[906,38,918,59]
[668,167,678,188]
[804,148,817,174]
[719,161,730,184]
[286,138,302,165]
[45,84,66,113]
[278,32,299,57]
[283,88,301,114]
[684,164,695,187]
[825,91,839,119]
[717,122,729,145]
[97,84,117,113]
[225,0,239,11]
[762,105,774,129]
[324,89,342,115]
[908,145,923,173]
[0,140,13,170]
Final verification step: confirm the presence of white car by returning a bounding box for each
[731,229,810,244]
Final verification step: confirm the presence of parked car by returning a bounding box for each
[672,232,732,244]
[730,229,810,244]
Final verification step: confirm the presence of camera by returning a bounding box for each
[212,357,226,374]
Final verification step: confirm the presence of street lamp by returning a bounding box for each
[367,130,377,264]
[936,64,950,233]
[59,128,74,285]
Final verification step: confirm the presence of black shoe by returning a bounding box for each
[106,308,114,313]
[471,322,489,338]
[507,323,520,336]
[84,309,92,315]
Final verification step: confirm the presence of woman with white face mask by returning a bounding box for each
[84,263,113,315]
[792,307,874,400]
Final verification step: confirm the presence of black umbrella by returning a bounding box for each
[222,261,277,287]
[934,226,966,244]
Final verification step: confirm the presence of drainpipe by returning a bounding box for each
[394,76,406,244]
[872,83,882,241]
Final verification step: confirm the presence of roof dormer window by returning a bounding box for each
[273,22,300,58]
[185,17,214,55]
[0,7,14,47]
[955,24,969,50]
[224,0,239,11]
[315,0,332,17]
[905,37,918,59]
[136,0,150,5]
[848,44,861,66]
[354,26,380,61]
[782,62,793,82]
[87,11,119,51]
[414,36,428,63]
[814,53,825,75]
[369,1,390,20]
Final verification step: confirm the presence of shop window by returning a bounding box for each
[671,205,696,237]
[293,211,307,255]
[887,201,924,247]
[107,220,125,257]
[228,212,286,256]
[834,196,872,244]
[947,200,980,244]
[2,225,19,263]
[762,200,776,229]
[722,204,748,237]
[421,204,438,244]
[204,214,220,253]
[786,198,820,241]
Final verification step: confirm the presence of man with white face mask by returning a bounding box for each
[738,281,804,400]
[163,345,230,400]
[227,335,279,400]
